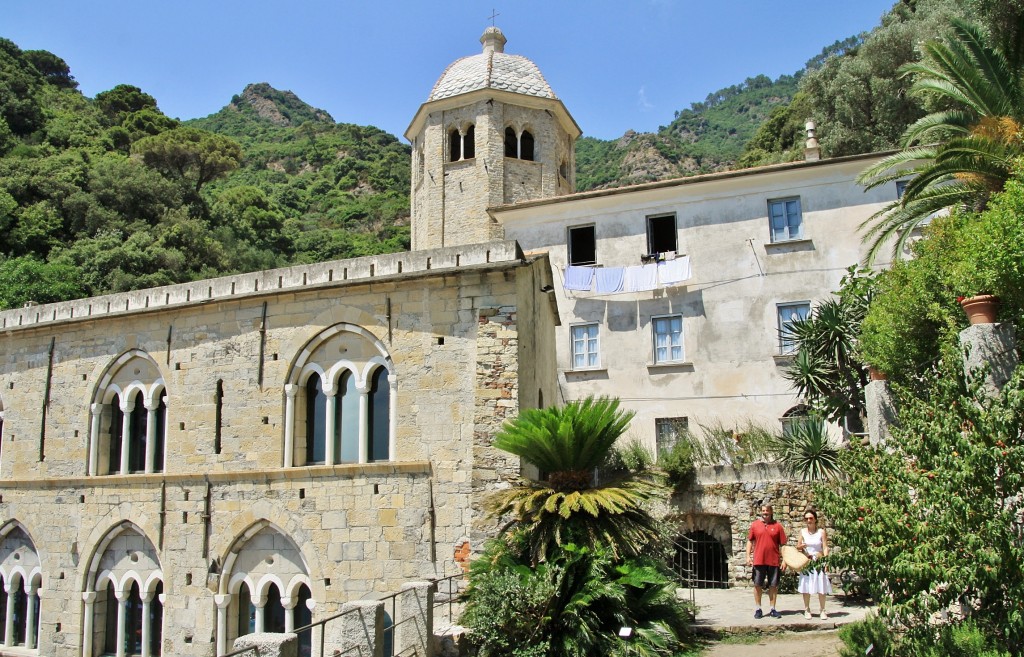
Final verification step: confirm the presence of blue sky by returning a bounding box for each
[5,0,895,141]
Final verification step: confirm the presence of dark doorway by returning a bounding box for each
[673,531,729,588]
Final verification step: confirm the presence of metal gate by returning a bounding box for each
[673,531,730,589]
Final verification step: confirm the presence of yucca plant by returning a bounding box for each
[486,397,667,563]
[858,18,1024,262]
[772,416,841,481]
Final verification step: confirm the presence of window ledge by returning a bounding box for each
[764,238,814,254]
[773,353,796,365]
[565,367,608,377]
[647,361,694,372]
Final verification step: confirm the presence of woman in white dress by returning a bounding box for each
[796,509,832,619]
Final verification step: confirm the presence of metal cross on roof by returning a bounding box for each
[488,8,500,26]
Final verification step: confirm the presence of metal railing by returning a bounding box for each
[672,533,730,591]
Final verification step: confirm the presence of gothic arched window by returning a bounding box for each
[91,351,167,476]
[285,324,396,467]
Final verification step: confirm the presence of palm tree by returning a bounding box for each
[783,268,874,434]
[858,18,1024,262]
[486,396,667,564]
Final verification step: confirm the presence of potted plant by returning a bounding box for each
[957,294,999,325]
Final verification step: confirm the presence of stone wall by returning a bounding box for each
[0,247,556,656]
[670,464,818,587]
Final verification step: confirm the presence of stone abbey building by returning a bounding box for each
[0,27,899,656]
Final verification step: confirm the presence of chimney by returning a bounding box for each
[804,120,820,161]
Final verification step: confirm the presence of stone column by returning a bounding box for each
[214,594,231,656]
[282,595,296,633]
[144,401,158,474]
[324,388,337,466]
[140,594,152,657]
[82,591,97,657]
[357,387,369,464]
[865,379,897,446]
[397,581,435,657]
[283,384,297,468]
[119,401,134,475]
[388,374,398,461]
[25,583,38,650]
[960,322,1019,395]
[253,593,267,634]
[114,588,128,657]
[89,404,102,476]
[3,580,14,647]
[324,600,382,657]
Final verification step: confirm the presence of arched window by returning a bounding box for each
[464,125,475,159]
[216,524,313,655]
[263,584,286,634]
[448,128,461,162]
[368,367,390,462]
[504,127,535,161]
[304,377,328,465]
[295,584,312,655]
[236,582,255,638]
[91,351,167,476]
[448,125,476,162]
[0,524,42,650]
[85,524,162,657]
[520,130,534,161]
[504,127,518,158]
[285,324,396,468]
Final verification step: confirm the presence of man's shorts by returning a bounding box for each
[752,565,781,588]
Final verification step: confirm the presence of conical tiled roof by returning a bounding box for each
[428,27,557,102]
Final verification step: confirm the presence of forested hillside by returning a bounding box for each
[0,40,409,310]
[3,0,1019,308]
[575,0,1020,188]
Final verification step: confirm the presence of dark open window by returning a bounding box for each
[504,127,517,157]
[448,129,460,162]
[647,214,677,256]
[520,130,534,161]
[463,125,475,159]
[368,367,390,462]
[568,225,596,266]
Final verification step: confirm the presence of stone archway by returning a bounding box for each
[672,514,732,589]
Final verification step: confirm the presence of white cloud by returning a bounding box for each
[637,85,654,112]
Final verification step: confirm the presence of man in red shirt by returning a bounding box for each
[746,503,787,619]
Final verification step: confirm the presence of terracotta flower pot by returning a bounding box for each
[868,366,887,381]
[959,294,999,325]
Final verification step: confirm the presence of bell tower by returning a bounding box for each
[406,27,581,251]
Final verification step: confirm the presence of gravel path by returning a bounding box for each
[702,631,844,657]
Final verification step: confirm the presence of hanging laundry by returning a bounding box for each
[594,267,625,294]
[563,265,594,291]
[658,255,692,286]
[624,263,658,292]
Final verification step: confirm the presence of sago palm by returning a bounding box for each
[486,397,667,564]
[858,18,1024,262]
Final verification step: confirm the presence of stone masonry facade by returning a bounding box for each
[0,242,558,656]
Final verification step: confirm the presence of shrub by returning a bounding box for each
[838,614,892,657]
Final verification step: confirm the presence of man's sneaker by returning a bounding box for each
[803,610,813,620]
[820,611,829,620]
[769,608,782,619]
[754,609,763,619]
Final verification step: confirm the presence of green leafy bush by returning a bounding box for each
[838,614,892,657]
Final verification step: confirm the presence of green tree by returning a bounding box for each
[0,255,85,309]
[858,18,1024,261]
[817,361,1024,654]
[133,126,242,195]
[485,397,667,563]
[94,84,158,124]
